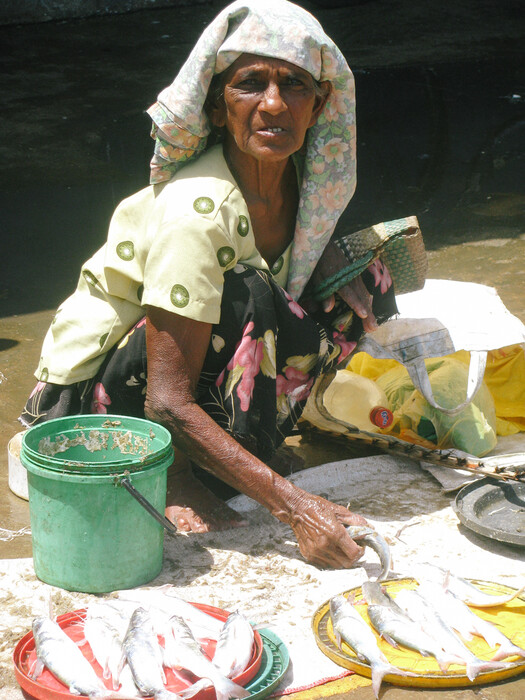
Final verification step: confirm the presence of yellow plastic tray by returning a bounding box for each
[312,578,525,688]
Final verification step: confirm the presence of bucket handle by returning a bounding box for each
[119,477,179,536]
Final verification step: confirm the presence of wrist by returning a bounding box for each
[263,476,303,525]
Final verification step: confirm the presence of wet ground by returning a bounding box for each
[0,1,524,697]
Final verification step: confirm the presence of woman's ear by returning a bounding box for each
[206,96,226,129]
[309,80,331,127]
[205,75,227,128]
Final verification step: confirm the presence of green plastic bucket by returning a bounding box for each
[21,414,174,593]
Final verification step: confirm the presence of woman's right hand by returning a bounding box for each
[309,240,378,333]
[285,488,368,569]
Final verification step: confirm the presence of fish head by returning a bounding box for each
[361,581,384,605]
[329,594,349,618]
[32,617,48,636]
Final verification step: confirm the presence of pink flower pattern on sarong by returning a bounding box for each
[91,382,111,413]
[332,332,357,364]
[29,381,47,399]
[283,290,306,319]
[276,366,314,403]
[226,321,264,412]
[369,259,393,294]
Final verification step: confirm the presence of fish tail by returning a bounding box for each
[465,658,510,681]
[501,584,525,605]
[490,642,525,661]
[434,653,465,674]
[370,661,417,699]
[212,677,250,700]
[153,690,185,700]
[468,583,525,608]
[179,679,212,698]
[29,657,44,681]
[370,661,392,699]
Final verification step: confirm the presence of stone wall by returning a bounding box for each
[0,0,208,26]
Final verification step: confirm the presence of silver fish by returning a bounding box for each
[123,607,181,700]
[394,587,511,680]
[32,616,121,699]
[414,564,525,607]
[361,584,464,673]
[84,605,128,690]
[212,611,255,679]
[366,603,464,674]
[361,581,402,611]
[115,663,143,699]
[417,581,525,662]
[329,594,415,699]
[163,615,250,700]
[117,586,224,638]
[346,525,392,581]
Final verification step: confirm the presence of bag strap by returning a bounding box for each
[405,350,487,415]
[356,336,487,415]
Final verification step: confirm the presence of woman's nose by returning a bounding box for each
[259,83,287,114]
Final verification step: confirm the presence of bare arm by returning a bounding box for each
[144,305,366,568]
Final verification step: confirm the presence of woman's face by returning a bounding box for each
[209,54,329,164]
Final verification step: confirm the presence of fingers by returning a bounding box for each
[336,276,378,332]
[322,294,335,313]
[337,532,365,565]
[298,527,364,569]
[287,490,371,569]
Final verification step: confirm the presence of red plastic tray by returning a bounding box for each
[13,603,263,700]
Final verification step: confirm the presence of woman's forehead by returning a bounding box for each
[222,53,314,81]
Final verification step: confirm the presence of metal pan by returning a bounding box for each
[454,477,525,547]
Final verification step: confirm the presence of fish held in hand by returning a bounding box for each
[164,615,250,700]
[212,611,255,679]
[346,525,392,581]
[329,594,415,698]
[32,616,125,699]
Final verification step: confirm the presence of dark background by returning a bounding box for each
[1,0,524,317]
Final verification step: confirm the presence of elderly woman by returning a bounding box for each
[20,0,397,569]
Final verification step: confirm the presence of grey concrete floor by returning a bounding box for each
[1,1,524,698]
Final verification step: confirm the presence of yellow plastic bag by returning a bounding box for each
[448,346,525,436]
[367,357,498,457]
[348,345,525,438]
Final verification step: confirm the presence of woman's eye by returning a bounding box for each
[237,78,264,90]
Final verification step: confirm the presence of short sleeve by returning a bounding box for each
[141,212,238,324]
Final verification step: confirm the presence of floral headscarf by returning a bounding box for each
[147,0,356,300]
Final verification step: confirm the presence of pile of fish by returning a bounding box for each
[30,586,254,700]
[330,564,525,698]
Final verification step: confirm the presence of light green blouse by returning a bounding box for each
[36,145,291,384]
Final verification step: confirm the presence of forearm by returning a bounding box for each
[144,395,300,524]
